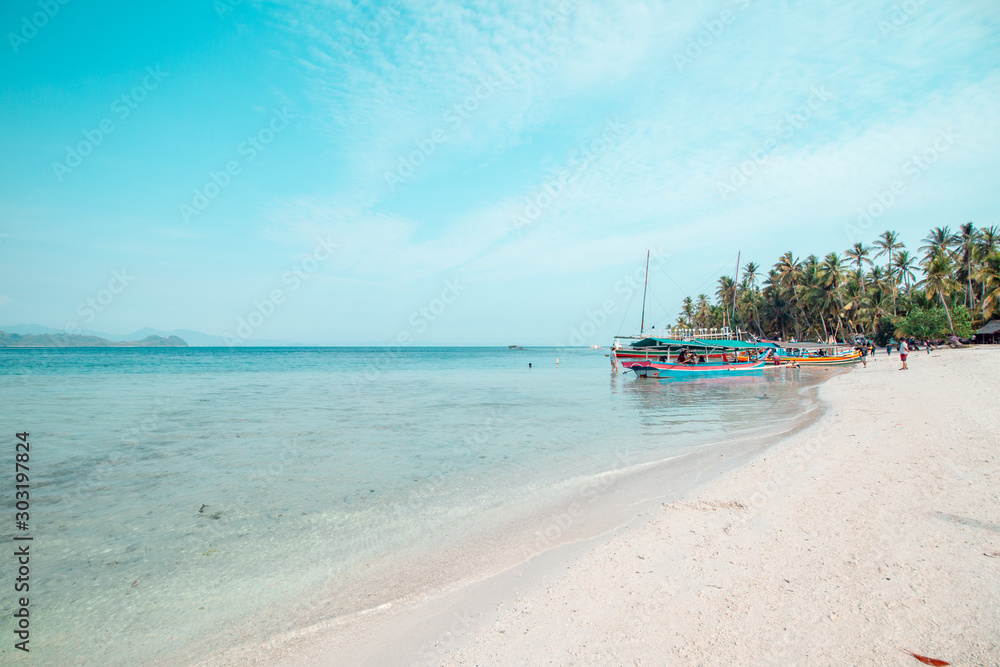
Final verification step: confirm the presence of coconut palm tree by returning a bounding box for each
[956,222,979,310]
[761,269,793,339]
[893,249,917,297]
[975,251,1000,320]
[844,242,872,296]
[774,252,801,289]
[920,251,959,332]
[716,276,736,330]
[840,279,865,335]
[694,294,711,328]
[920,226,958,262]
[873,231,904,313]
[978,225,999,257]
[678,296,695,328]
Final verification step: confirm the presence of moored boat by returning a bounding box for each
[624,356,766,378]
[614,337,766,378]
[757,340,862,365]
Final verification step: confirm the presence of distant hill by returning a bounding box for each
[0,331,188,348]
[0,324,303,346]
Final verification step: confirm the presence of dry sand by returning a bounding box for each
[232,346,1000,666]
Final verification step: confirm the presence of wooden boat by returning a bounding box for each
[614,337,766,377]
[757,340,862,366]
[624,356,766,378]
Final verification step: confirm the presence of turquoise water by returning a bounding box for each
[0,347,817,664]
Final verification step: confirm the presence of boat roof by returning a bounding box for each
[629,337,690,348]
[690,338,758,349]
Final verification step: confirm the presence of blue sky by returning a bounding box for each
[1,0,998,345]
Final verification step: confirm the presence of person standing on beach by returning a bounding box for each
[886,343,892,356]
[860,344,868,368]
[899,339,909,370]
[925,339,931,354]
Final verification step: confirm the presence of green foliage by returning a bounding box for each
[950,305,974,338]
[872,316,896,347]
[895,308,949,340]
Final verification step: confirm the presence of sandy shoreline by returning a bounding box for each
[224,347,999,665]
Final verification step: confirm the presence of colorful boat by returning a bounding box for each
[614,337,766,378]
[624,356,766,378]
[757,340,862,366]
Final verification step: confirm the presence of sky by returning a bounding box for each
[1,0,998,345]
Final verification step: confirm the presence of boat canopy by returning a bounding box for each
[690,338,758,349]
[629,337,691,348]
[629,337,760,351]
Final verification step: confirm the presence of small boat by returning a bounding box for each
[625,356,766,378]
[508,345,523,350]
[615,337,766,378]
[757,340,862,366]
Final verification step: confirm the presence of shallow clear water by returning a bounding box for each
[0,347,817,664]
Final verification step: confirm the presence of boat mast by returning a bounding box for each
[730,250,741,335]
[639,250,650,333]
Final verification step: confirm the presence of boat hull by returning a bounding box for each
[775,350,862,365]
[625,360,765,378]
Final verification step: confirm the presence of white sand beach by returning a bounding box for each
[234,346,999,666]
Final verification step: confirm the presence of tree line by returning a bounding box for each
[672,223,999,344]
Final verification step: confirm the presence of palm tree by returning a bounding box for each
[976,226,1000,309]
[819,252,848,339]
[679,296,695,328]
[957,222,979,310]
[975,251,1000,320]
[920,226,957,262]
[694,294,711,328]
[844,242,872,297]
[761,269,792,339]
[774,252,801,289]
[978,225,999,257]
[920,252,959,332]
[893,249,917,297]
[773,253,805,339]
[840,279,865,335]
[716,276,736,330]
[873,231,904,313]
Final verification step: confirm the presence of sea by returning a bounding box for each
[0,347,823,664]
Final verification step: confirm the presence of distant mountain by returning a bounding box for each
[121,327,230,346]
[0,331,188,348]
[0,324,309,346]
